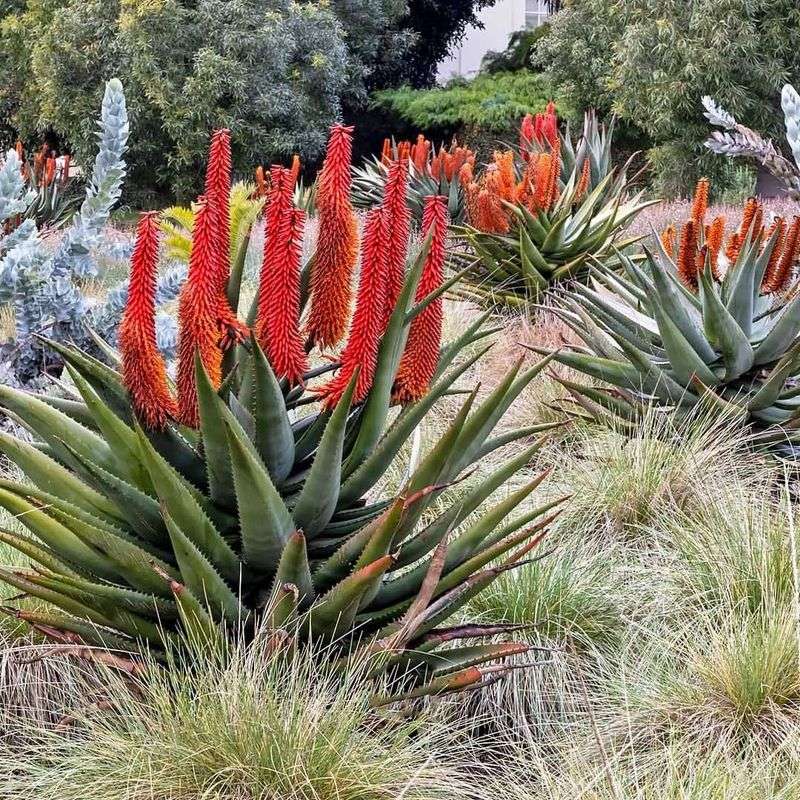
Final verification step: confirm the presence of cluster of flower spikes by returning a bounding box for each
[520,101,559,159]
[462,111,573,236]
[253,155,301,199]
[379,134,475,182]
[315,142,448,408]
[120,125,449,431]
[661,178,800,294]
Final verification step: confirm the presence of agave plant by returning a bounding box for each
[352,134,475,225]
[0,124,562,704]
[457,109,655,308]
[540,182,800,450]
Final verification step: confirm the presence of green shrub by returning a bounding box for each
[372,71,555,134]
[0,0,407,199]
[537,0,800,197]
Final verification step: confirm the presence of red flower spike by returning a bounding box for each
[520,114,535,160]
[380,157,411,331]
[177,197,224,427]
[394,196,448,404]
[306,124,359,349]
[119,212,176,430]
[317,209,389,408]
[260,206,308,386]
[204,129,248,351]
[255,167,295,355]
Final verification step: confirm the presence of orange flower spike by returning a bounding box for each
[119,212,177,430]
[494,151,517,201]
[725,232,742,264]
[318,209,389,408]
[694,245,709,279]
[705,215,727,279]
[690,177,710,225]
[262,206,309,386]
[411,134,428,173]
[394,196,448,404]
[14,140,23,161]
[677,220,699,289]
[306,124,359,349]
[44,157,56,187]
[532,153,553,212]
[575,158,591,203]
[760,216,787,293]
[290,154,301,187]
[660,225,677,260]
[381,138,393,165]
[769,216,800,294]
[255,165,267,198]
[544,139,562,210]
[177,198,223,427]
[61,154,71,188]
[738,198,760,241]
[381,156,412,330]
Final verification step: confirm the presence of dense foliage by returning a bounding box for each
[373,71,553,134]
[537,0,800,196]
[370,0,498,89]
[0,0,408,199]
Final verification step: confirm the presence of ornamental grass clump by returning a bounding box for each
[457,108,655,307]
[0,123,563,704]
[541,179,800,451]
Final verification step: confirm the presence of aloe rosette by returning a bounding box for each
[457,109,655,307]
[540,188,800,451]
[0,125,562,703]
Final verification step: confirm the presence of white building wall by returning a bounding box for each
[435,0,550,84]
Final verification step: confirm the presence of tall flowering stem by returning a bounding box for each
[119,212,176,429]
[394,196,447,404]
[255,166,294,354]
[318,208,389,408]
[677,220,699,289]
[306,124,359,349]
[261,205,309,387]
[177,197,223,427]
[380,158,411,330]
[205,129,249,349]
[690,178,710,225]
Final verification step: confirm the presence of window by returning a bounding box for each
[525,0,551,28]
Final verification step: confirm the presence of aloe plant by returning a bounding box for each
[540,186,800,451]
[457,110,655,307]
[0,125,562,704]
